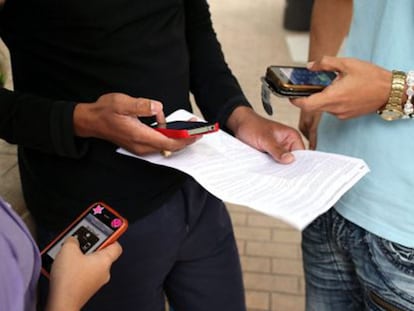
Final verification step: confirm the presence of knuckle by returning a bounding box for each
[104,273,111,284]
[136,98,150,108]
[112,93,125,102]
[320,56,330,65]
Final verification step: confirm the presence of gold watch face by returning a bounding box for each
[380,108,403,121]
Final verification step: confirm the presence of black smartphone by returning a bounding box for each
[40,202,128,278]
[264,65,337,97]
[152,120,219,138]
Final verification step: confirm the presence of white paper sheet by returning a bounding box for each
[117,110,369,230]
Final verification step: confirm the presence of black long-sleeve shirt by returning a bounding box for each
[0,0,251,230]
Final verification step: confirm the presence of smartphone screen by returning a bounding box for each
[41,202,128,277]
[153,121,219,138]
[265,66,337,97]
[279,67,335,86]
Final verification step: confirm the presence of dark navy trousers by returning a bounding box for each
[38,178,246,311]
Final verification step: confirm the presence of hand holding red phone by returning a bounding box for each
[46,237,122,311]
[41,202,128,277]
[74,93,200,156]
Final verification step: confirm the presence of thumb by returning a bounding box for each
[266,145,295,164]
[95,242,123,263]
[308,56,344,72]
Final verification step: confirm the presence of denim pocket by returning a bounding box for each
[376,238,414,276]
[369,235,414,306]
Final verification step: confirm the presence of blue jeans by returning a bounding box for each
[302,208,414,311]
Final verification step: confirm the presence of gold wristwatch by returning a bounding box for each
[378,70,406,121]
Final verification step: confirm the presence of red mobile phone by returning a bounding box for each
[152,120,219,138]
[40,202,128,278]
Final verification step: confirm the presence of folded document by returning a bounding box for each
[117,110,369,230]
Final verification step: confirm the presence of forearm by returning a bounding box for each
[184,0,251,127]
[45,298,79,311]
[309,0,353,60]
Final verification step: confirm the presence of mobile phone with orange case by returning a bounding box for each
[40,202,128,278]
[152,120,219,138]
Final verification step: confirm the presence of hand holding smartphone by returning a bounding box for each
[152,120,219,138]
[264,65,337,97]
[41,202,128,278]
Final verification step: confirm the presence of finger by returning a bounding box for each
[118,96,164,117]
[155,108,166,125]
[96,242,123,263]
[290,137,305,151]
[308,56,345,73]
[266,144,295,164]
[308,132,317,150]
[64,236,80,247]
[290,97,309,109]
[60,236,82,254]
[125,134,199,155]
[309,139,317,150]
[158,136,199,152]
[292,89,336,112]
[135,98,163,117]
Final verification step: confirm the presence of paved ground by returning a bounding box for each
[0,1,308,310]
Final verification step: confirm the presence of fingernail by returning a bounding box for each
[150,100,162,114]
[281,153,294,163]
[160,150,172,157]
[306,61,315,69]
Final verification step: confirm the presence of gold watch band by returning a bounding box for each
[379,70,406,121]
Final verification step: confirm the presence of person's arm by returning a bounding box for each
[308,0,352,61]
[45,237,122,311]
[0,87,201,157]
[291,0,391,121]
[0,235,27,311]
[0,88,88,157]
[183,0,251,128]
[184,0,304,164]
[299,0,353,149]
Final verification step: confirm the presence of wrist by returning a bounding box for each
[45,295,80,311]
[73,103,94,137]
[226,106,254,135]
[377,70,406,121]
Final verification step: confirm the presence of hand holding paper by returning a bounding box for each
[225,106,305,164]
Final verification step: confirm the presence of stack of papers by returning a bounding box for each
[118,110,369,230]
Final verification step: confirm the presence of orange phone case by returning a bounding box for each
[40,202,128,278]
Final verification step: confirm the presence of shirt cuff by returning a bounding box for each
[50,101,88,158]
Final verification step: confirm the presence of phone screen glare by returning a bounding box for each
[280,68,333,86]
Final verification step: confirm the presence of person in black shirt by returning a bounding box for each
[0,0,304,310]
